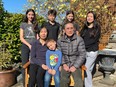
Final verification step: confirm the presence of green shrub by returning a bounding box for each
[1,14,24,62]
[1,13,45,63]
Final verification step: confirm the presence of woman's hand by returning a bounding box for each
[28,44,31,49]
[42,64,48,70]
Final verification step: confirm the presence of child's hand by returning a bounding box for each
[52,69,56,75]
[42,64,48,70]
[48,69,52,74]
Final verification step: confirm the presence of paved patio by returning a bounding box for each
[12,64,116,87]
[12,76,116,87]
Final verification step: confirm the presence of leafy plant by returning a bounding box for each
[24,0,70,23]
[71,0,116,44]
[0,41,13,71]
[1,13,45,62]
[1,14,24,62]
[0,0,7,40]
[0,0,46,70]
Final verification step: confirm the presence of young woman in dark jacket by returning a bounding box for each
[80,11,101,87]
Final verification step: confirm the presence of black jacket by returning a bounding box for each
[80,27,101,52]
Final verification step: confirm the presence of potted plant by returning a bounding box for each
[0,41,17,87]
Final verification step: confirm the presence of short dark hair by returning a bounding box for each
[48,9,57,17]
[46,39,56,45]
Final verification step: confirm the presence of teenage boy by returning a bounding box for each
[41,9,60,41]
[44,39,62,87]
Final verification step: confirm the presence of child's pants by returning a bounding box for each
[44,70,60,87]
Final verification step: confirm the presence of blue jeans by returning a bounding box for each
[44,70,60,87]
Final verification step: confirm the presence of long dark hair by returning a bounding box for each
[23,9,38,33]
[61,10,75,35]
[23,9,36,23]
[80,11,100,37]
[64,10,75,23]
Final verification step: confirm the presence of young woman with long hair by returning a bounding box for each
[80,11,101,87]
[20,9,39,86]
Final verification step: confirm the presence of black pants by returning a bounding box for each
[28,64,45,87]
[21,43,30,86]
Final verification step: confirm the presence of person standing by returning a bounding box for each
[80,11,101,87]
[28,27,48,87]
[57,22,86,87]
[20,9,39,86]
[44,39,62,87]
[41,9,60,41]
[62,10,80,35]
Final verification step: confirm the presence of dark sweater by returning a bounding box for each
[41,21,60,41]
[81,28,101,52]
[30,40,48,66]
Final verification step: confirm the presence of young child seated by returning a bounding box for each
[44,39,62,87]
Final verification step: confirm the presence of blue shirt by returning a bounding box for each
[46,50,62,71]
[30,40,48,66]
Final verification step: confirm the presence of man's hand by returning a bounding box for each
[63,64,69,72]
[69,66,76,72]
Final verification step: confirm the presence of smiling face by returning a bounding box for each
[66,13,74,22]
[46,41,56,50]
[27,11,35,23]
[39,27,48,40]
[64,23,74,37]
[87,13,94,23]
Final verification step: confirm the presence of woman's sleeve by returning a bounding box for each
[30,41,39,65]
